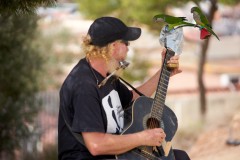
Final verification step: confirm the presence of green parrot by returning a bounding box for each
[191,6,220,40]
[153,14,195,31]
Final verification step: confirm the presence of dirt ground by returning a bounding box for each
[188,112,240,160]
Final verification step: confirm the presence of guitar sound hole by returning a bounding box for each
[146,118,160,129]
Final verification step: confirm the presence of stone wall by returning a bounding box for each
[166,91,240,130]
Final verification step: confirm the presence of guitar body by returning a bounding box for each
[116,96,178,160]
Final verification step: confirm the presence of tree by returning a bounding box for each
[0,0,55,159]
[0,0,55,14]
[191,0,238,116]
[0,14,40,153]
[195,0,217,116]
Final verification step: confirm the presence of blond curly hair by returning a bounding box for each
[81,35,113,62]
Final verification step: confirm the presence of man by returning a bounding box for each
[58,16,190,160]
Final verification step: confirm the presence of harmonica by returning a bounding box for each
[98,61,129,88]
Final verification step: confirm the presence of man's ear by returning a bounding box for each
[110,41,117,47]
[109,42,117,56]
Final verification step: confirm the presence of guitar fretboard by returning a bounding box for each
[151,49,175,120]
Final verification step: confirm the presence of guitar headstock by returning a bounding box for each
[159,25,184,55]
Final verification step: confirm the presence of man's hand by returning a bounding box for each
[138,128,166,146]
[161,48,182,77]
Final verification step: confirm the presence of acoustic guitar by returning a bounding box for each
[116,48,177,160]
[116,26,183,160]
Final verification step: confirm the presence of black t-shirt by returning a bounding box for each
[58,58,133,160]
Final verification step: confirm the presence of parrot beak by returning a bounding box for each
[190,8,194,13]
[153,16,157,22]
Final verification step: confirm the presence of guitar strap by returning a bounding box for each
[118,76,145,97]
[61,76,144,146]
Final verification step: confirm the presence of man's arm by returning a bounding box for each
[82,128,166,156]
[132,48,181,100]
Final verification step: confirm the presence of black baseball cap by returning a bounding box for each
[88,17,141,47]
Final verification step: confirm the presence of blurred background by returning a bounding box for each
[0,0,240,160]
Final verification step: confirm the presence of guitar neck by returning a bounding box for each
[151,48,175,120]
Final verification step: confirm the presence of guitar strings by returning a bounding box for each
[149,76,168,129]
[149,53,171,130]
[149,54,172,157]
[143,52,172,155]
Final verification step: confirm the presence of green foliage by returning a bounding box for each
[75,0,190,32]
[76,0,239,32]
[0,13,44,154]
[219,0,239,5]
[77,0,120,19]
[0,0,56,14]
[0,0,71,154]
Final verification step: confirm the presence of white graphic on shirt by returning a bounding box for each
[102,90,124,134]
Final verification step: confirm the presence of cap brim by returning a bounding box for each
[122,27,141,41]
